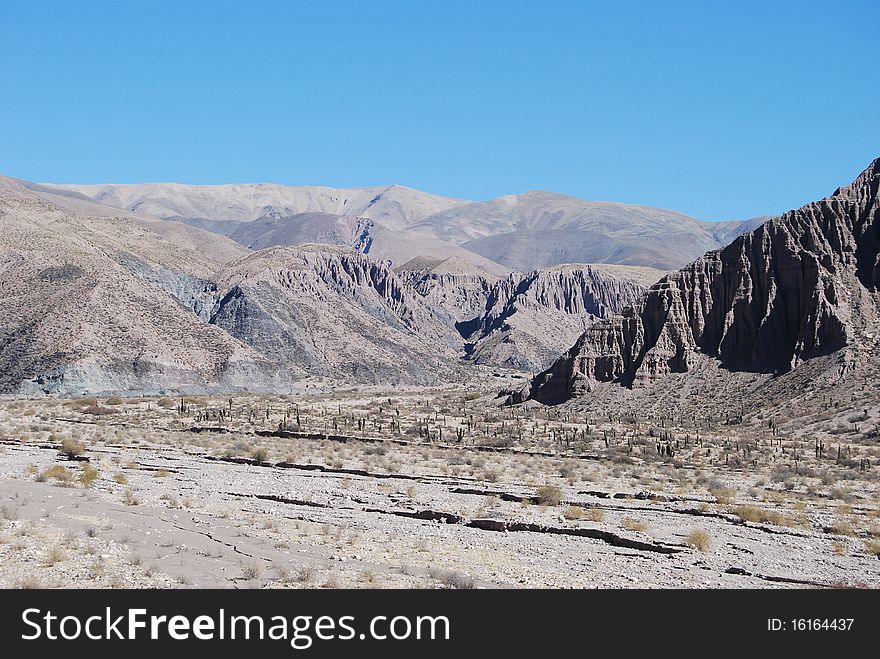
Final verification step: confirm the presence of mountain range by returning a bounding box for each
[35,181,764,271]
[5,163,872,400]
[0,176,664,393]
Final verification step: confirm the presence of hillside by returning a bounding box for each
[522,158,880,404]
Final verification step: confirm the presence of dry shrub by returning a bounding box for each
[82,405,116,416]
[621,517,649,533]
[43,546,65,566]
[583,507,605,523]
[732,505,795,527]
[827,519,855,536]
[709,486,737,505]
[41,465,74,484]
[686,530,711,551]
[79,464,100,488]
[535,484,564,506]
[60,438,86,459]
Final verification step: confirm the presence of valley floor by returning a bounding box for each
[0,379,878,589]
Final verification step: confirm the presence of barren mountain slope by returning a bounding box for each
[522,158,880,404]
[0,179,467,393]
[47,181,756,271]
[17,179,249,264]
[409,191,748,270]
[211,244,464,385]
[42,182,468,231]
[0,180,275,395]
[218,211,511,274]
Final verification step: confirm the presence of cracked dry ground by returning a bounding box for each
[0,391,878,589]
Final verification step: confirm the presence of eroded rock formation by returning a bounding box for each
[525,158,880,403]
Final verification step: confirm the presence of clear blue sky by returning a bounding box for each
[1,0,877,220]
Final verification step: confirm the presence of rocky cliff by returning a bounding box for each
[401,262,661,372]
[211,245,463,384]
[524,158,880,403]
[465,264,661,371]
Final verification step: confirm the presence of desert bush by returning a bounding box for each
[43,546,65,566]
[157,397,176,409]
[59,438,86,459]
[428,567,476,589]
[732,505,795,527]
[153,469,170,478]
[770,465,799,483]
[114,473,128,485]
[122,490,140,506]
[105,397,124,406]
[82,404,116,416]
[295,566,317,583]
[562,506,584,520]
[250,447,269,464]
[241,562,262,580]
[686,530,711,551]
[79,464,100,488]
[535,484,564,506]
[864,539,880,556]
[621,517,649,533]
[41,465,74,485]
[583,507,605,523]
[16,576,43,589]
[709,486,736,505]
[827,519,855,536]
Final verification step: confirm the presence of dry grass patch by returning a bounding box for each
[427,567,476,589]
[294,566,317,583]
[535,484,564,506]
[81,404,116,416]
[621,517,649,533]
[732,505,795,527]
[79,464,100,488]
[686,530,711,551]
[708,486,737,505]
[827,519,856,536]
[863,539,880,557]
[565,506,604,522]
[43,546,65,566]
[40,465,75,485]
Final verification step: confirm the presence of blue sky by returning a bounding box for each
[1,0,877,220]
